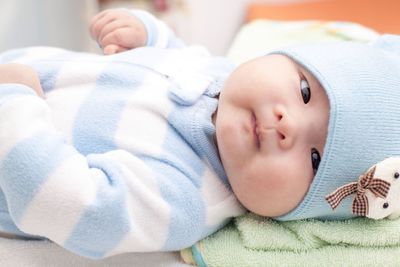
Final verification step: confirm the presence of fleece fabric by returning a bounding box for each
[182,212,400,267]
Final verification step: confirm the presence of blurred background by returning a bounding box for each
[0,0,398,56]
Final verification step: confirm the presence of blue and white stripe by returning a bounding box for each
[0,10,244,259]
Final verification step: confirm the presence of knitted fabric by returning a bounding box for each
[272,35,400,220]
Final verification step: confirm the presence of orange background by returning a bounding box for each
[247,0,400,34]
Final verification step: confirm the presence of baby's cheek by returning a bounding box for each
[244,163,286,200]
[239,157,313,216]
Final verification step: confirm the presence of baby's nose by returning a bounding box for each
[273,105,297,149]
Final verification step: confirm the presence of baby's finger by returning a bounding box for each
[90,10,108,26]
[101,27,141,49]
[89,10,110,38]
[98,19,127,44]
[103,44,128,55]
[90,12,117,42]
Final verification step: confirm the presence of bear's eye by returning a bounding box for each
[394,172,399,179]
[383,202,389,209]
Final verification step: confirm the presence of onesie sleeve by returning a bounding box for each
[130,9,186,48]
[0,83,217,259]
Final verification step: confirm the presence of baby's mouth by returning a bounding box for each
[251,112,261,149]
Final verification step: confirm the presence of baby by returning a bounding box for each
[0,8,400,259]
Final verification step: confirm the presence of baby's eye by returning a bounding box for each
[311,148,321,175]
[300,79,311,104]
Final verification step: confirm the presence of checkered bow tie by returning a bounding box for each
[325,166,391,216]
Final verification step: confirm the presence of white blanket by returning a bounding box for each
[0,237,190,267]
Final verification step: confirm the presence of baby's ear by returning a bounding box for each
[370,34,400,56]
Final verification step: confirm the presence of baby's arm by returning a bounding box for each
[0,63,44,97]
[90,9,184,54]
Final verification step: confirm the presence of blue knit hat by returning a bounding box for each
[270,34,400,221]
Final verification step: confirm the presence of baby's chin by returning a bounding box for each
[236,186,309,218]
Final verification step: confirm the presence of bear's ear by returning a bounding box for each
[371,34,400,56]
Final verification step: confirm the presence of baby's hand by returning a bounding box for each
[0,63,44,98]
[90,9,148,55]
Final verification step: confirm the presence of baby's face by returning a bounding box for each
[215,54,329,217]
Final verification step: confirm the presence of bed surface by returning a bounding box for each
[0,237,191,266]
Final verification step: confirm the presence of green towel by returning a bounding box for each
[181,213,400,266]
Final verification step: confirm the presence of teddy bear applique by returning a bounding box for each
[325,157,400,219]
